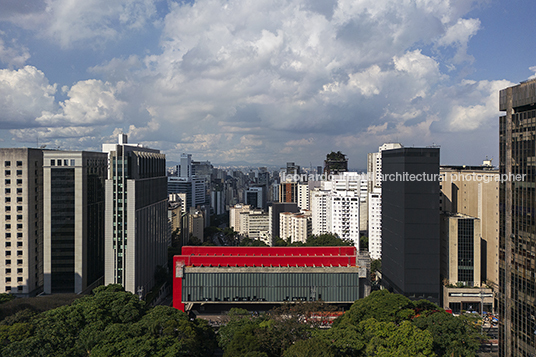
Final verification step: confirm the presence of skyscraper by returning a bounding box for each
[0,149,43,296]
[499,78,536,356]
[381,147,440,303]
[43,151,107,294]
[102,134,169,296]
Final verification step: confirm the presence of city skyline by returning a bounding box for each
[0,0,535,168]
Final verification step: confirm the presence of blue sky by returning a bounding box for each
[0,0,534,168]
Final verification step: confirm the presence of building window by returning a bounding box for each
[16,161,22,167]
[16,197,22,203]
[5,286,10,291]
[70,159,75,166]
[4,170,10,176]
[16,242,22,247]
[17,251,22,257]
[16,224,22,230]
[16,233,22,239]
[5,233,10,239]
[17,268,22,274]
[16,215,22,221]
[57,160,62,166]
[4,161,10,167]
[17,260,22,265]
[5,278,10,283]
[5,188,10,194]
[16,179,22,185]
[16,206,22,212]
[17,277,22,282]
[5,269,10,274]
[5,206,10,212]
[5,215,10,221]
[5,251,10,256]
[5,224,10,230]
[5,242,10,248]
[50,160,55,166]
[16,188,22,194]
[4,179,10,185]
[64,160,68,166]
[5,260,10,266]
[16,170,22,176]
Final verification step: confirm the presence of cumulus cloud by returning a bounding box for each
[0,0,508,165]
[0,66,56,127]
[35,79,126,126]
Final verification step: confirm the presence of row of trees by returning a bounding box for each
[0,285,215,357]
[218,290,484,356]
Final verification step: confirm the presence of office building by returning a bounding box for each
[498,78,536,356]
[381,147,440,303]
[43,151,107,294]
[0,149,43,296]
[245,186,264,210]
[167,176,206,209]
[278,181,298,203]
[102,134,169,296]
[439,213,494,313]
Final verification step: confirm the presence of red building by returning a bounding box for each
[173,246,363,312]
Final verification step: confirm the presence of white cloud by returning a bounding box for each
[0,34,30,68]
[436,18,480,63]
[36,79,126,126]
[0,66,56,127]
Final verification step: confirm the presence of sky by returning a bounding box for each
[0,0,535,169]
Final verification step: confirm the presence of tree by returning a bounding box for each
[334,290,416,326]
[282,337,337,357]
[305,234,353,247]
[360,235,368,250]
[240,237,268,247]
[371,259,381,273]
[412,311,481,356]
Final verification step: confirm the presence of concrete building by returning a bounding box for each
[367,143,403,192]
[43,151,107,294]
[182,208,204,243]
[381,147,440,303]
[328,191,360,247]
[368,192,382,260]
[440,213,494,314]
[102,134,169,296]
[0,149,43,296]
[268,202,299,244]
[280,210,312,244]
[440,165,499,286]
[173,246,365,312]
[167,176,205,209]
[245,186,264,210]
[279,181,298,203]
[311,189,329,236]
[498,78,536,356]
[229,204,251,231]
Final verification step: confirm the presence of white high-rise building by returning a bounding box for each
[311,188,360,248]
[229,204,251,231]
[0,149,43,296]
[366,143,403,260]
[368,192,382,260]
[311,189,328,235]
[279,210,311,244]
[297,183,309,210]
[328,191,360,247]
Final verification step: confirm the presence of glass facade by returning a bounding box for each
[499,80,536,356]
[457,218,474,284]
[50,168,75,293]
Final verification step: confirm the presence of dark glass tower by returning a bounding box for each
[499,79,536,356]
[381,147,441,303]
